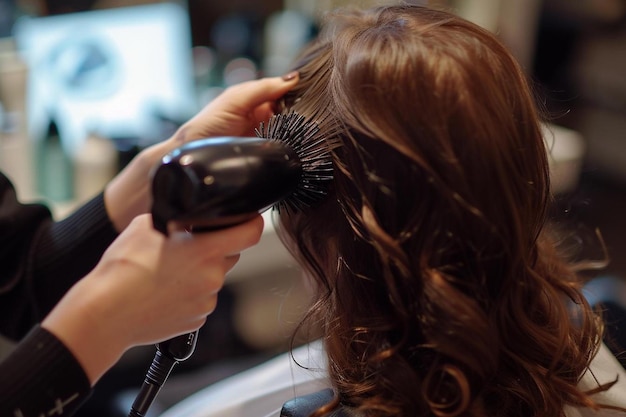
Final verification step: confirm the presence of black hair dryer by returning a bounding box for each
[128,136,303,417]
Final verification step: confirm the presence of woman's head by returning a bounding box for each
[276,5,602,417]
[281,4,550,283]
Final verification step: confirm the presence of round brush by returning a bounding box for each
[128,111,334,417]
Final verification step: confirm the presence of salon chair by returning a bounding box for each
[281,389,346,417]
[584,275,626,367]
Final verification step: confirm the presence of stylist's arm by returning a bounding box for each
[42,213,264,385]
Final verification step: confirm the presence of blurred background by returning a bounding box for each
[1,0,626,416]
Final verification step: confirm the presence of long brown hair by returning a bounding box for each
[276,5,611,416]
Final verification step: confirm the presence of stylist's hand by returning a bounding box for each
[173,71,299,141]
[105,73,299,232]
[42,213,264,385]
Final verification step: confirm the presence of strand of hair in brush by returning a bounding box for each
[256,111,334,213]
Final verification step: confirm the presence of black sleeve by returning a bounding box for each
[0,172,119,340]
[0,325,92,417]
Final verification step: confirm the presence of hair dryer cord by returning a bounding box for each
[128,330,199,417]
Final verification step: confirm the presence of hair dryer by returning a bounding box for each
[128,113,332,417]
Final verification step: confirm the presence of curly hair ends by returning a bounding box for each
[276,4,617,417]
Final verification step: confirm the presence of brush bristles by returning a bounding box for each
[256,111,334,213]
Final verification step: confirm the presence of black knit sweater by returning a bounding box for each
[0,172,118,416]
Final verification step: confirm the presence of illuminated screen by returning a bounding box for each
[13,2,197,156]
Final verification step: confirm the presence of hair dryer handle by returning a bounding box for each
[157,330,198,362]
[128,331,199,417]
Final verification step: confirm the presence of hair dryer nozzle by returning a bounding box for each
[151,137,301,234]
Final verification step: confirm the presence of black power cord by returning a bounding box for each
[128,331,198,417]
